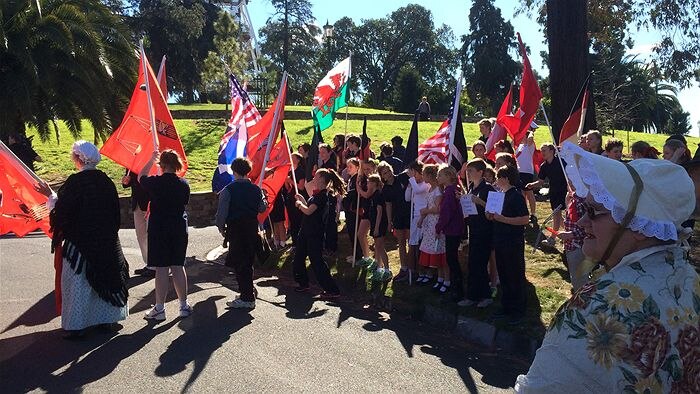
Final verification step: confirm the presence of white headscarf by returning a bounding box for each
[71,140,101,169]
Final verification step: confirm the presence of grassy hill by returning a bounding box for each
[26,116,698,192]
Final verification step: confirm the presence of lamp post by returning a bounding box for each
[322,20,334,69]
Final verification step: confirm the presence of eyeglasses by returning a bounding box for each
[584,204,610,220]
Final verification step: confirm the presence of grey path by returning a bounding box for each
[0,227,527,393]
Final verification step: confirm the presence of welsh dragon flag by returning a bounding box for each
[312,56,351,131]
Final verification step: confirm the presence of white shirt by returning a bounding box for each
[516,143,535,174]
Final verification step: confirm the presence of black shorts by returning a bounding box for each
[392,212,411,230]
[519,173,534,190]
[549,192,566,211]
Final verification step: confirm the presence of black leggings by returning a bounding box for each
[466,234,492,301]
[445,235,463,299]
[494,239,526,315]
[293,234,339,294]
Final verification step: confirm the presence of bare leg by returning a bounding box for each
[524,190,536,216]
[488,250,498,287]
[553,210,564,232]
[155,267,170,305]
[358,219,370,257]
[170,266,188,304]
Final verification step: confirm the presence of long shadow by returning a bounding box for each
[2,291,57,333]
[0,320,179,392]
[155,295,254,393]
[255,277,329,320]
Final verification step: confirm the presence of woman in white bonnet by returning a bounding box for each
[516,142,699,392]
[46,141,129,339]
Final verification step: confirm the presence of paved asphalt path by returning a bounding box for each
[0,226,528,393]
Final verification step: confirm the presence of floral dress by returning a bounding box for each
[515,245,700,393]
[418,186,446,267]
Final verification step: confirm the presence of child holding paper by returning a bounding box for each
[487,165,529,324]
[459,159,496,307]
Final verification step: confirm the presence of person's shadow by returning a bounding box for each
[155,295,253,393]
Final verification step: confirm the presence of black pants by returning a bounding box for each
[287,204,302,246]
[445,235,464,299]
[293,232,339,294]
[225,216,259,302]
[323,196,338,252]
[466,233,492,301]
[494,238,526,316]
[345,212,363,259]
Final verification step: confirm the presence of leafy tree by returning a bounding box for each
[0,0,137,143]
[134,0,220,103]
[461,0,520,115]
[350,5,458,109]
[258,0,321,104]
[391,66,427,113]
[665,108,691,135]
[199,11,250,103]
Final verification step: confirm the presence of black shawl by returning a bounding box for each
[50,170,129,307]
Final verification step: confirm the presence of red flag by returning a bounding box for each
[497,33,542,147]
[247,77,288,184]
[0,141,51,237]
[258,133,291,223]
[486,86,513,161]
[100,53,188,177]
[559,88,590,146]
[533,147,544,173]
[156,55,168,102]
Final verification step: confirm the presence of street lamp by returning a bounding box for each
[322,20,334,68]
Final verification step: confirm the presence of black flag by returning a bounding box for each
[450,109,468,170]
[305,123,323,181]
[404,112,419,165]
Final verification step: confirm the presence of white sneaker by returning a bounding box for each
[226,298,255,309]
[144,306,166,321]
[457,299,477,307]
[477,299,493,308]
[179,304,193,318]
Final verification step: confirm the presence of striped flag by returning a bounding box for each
[417,81,466,169]
[418,118,450,165]
[212,74,261,193]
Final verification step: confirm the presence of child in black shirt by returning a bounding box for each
[293,168,345,298]
[487,165,529,323]
[366,174,390,281]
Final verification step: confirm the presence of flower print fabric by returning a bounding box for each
[515,245,700,393]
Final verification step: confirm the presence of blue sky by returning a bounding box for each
[245,0,699,136]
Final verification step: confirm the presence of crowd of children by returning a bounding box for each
[219,121,698,325]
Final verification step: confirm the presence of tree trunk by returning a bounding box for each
[546,0,594,140]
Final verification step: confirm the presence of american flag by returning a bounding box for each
[212,74,261,193]
[417,83,467,169]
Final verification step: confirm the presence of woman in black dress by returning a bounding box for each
[139,149,191,321]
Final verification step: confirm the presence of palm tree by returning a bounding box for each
[0,0,137,143]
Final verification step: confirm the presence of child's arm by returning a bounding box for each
[420,195,442,215]
[385,201,393,232]
[294,194,318,215]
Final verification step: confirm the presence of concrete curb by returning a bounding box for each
[392,299,542,360]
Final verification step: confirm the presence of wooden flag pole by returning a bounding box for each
[342,53,352,145]
[284,130,299,196]
[139,40,159,152]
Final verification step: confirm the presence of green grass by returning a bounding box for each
[27,118,698,193]
[168,103,404,115]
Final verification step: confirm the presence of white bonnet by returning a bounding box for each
[71,140,101,166]
[560,142,694,241]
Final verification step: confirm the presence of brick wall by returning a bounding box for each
[119,191,218,229]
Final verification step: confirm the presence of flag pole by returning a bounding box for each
[284,130,299,196]
[342,53,352,146]
[447,74,463,165]
[156,55,166,83]
[352,160,362,266]
[539,102,570,186]
[257,72,287,188]
[139,40,159,152]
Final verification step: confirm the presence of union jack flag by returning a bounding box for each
[212,74,261,193]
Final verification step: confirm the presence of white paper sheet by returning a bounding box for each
[460,195,478,217]
[485,191,505,214]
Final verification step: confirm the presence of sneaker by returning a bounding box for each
[491,286,498,298]
[179,304,193,317]
[226,298,255,309]
[392,270,409,283]
[365,259,377,272]
[144,306,165,321]
[457,299,477,307]
[476,299,493,308]
[371,269,384,282]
